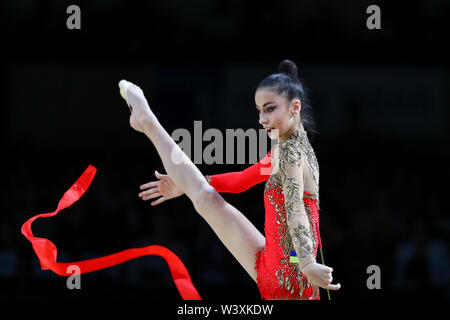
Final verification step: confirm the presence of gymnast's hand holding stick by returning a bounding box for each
[118,79,341,300]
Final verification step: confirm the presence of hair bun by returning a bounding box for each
[277,59,299,80]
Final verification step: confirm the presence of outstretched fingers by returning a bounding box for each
[150,197,166,206]
[139,187,161,199]
[137,185,166,205]
[140,181,159,190]
[154,170,167,178]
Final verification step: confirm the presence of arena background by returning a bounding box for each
[1,0,449,304]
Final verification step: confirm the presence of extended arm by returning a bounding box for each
[139,151,273,204]
[206,150,273,193]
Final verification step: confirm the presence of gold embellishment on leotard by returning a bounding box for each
[284,177,303,222]
[266,180,309,299]
[285,129,320,188]
[292,225,314,259]
[304,203,318,255]
[262,128,321,299]
[266,182,290,258]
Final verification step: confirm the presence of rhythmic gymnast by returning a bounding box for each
[122,59,341,300]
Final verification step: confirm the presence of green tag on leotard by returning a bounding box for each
[290,250,298,263]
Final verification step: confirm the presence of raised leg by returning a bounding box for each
[123,82,265,282]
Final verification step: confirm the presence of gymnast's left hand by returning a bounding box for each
[119,80,156,133]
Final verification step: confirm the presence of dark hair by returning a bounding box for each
[256,59,317,137]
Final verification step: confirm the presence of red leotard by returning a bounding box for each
[208,129,321,300]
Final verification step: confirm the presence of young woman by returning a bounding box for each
[124,60,340,300]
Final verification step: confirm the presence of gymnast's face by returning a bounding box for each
[255,88,301,141]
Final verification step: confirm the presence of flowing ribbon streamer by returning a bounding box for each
[21,164,201,300]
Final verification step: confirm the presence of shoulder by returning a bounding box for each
[279,139,303,168]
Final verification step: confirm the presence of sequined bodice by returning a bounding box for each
[260,128,321,298]
[267,128,320,206]
[208,127,321,299]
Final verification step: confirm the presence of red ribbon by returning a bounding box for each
[21,164,202,300]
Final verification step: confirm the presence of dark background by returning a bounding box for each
[0,0,449,304]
